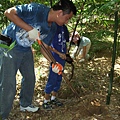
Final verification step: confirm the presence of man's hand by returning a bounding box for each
[59,53,66,59]
[28,28,39,41]
[51,62,63,75]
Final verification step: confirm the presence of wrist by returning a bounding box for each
[27,26,33,32]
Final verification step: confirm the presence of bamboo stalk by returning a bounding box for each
[106,11,118,105]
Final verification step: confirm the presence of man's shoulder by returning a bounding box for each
[20,2,49,11]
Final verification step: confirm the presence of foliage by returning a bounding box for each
[68,0,120,32]
[0,0,119,51]
[0,41,15,50]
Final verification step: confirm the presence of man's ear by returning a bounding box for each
[56,10,63,17]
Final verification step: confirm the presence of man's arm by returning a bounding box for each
[4,7,39,41]
[4,7,33,31]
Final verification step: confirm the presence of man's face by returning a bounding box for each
[56,11,73,26]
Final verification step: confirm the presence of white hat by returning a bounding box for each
[69,31,80,42]
[71,31,79,36]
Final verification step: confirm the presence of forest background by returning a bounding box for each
[0,0,120,120]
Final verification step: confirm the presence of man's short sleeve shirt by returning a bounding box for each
[2,3,57,51]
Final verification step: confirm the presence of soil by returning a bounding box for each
[8,51,120,120]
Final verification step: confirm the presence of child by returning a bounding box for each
[70,31,91,62]
[42,24,69,110]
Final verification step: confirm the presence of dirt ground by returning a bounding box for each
[8,51,120,120]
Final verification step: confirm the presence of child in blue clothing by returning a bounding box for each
[0,0,76,119]
[43,24,69,110]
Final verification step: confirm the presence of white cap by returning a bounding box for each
[70,31,80,42]
[71,31,79,36]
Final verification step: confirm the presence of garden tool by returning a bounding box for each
[37,39,80,98]
[65,54,74,81]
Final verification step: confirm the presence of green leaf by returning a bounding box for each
[0,41,16,52]
[0,43,9,49]
[9,41,16,50]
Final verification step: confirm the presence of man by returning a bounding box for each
[70,31,91,62]
[0,0,76,119]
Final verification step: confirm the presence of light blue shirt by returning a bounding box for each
[79,36,91,48]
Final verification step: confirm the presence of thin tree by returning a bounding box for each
[106,11,118,105]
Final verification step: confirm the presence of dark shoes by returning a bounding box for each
[51,98,63,106]
[42,98,63,110]
[42,102,52,110]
